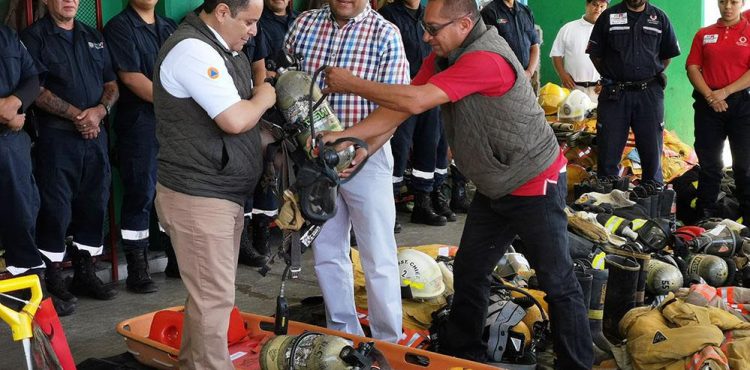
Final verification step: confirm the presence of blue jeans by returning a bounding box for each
[440,174,593,369]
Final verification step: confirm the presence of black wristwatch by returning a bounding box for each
[99,102,111,116]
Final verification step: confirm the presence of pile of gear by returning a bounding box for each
[564,177,750,368]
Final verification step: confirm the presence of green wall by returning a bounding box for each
[530,0,703,145]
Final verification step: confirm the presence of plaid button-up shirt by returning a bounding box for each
[284,4,410,128]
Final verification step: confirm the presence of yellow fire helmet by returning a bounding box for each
[538,82,569,116]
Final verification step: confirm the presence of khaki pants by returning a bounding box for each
[155,183,244,370]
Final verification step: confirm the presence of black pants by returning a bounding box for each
[35,126,111,261]
[115,107,158,251]
[0,130,44,273]
[391,107,448,193]
[440,174,593,369]
[598,84,665,183]
[693,90,750,222]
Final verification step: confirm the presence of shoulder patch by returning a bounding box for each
[652,331,667,344]
[207,67,220,80]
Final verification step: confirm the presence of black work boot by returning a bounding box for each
[43,259,77,304]
[69,248,118,300]
[411,191,447,226]
[162,232,180,279]
[602,255,640,342]
[589,268,613,356]
[125,248,158,294]
[239,216,271,267]
[432,187,457,222]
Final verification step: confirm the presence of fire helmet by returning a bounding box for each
[558,89,596,122]
[538,83,569,116]
[398,249,446,300]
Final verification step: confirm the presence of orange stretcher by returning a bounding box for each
[116,306,502,370]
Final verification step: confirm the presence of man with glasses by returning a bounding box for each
[284,0,410,343]
[322,0,592,367]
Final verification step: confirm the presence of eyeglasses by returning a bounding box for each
[419,13,472,36]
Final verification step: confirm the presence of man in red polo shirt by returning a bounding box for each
[689,1,750,222]
[321,0,592,367]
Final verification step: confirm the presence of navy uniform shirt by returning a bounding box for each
[587,1,680,82]
[481,0,540,69]
[21,15,116,126]
[260,8,298,55]
[104,5,177,111]
[379,0,430,78]
[0,25,37,104]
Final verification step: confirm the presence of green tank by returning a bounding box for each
[274,67,356,173]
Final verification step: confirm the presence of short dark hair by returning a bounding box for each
[435,0,480,22]
[202,0,251,16]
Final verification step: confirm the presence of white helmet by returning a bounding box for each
[398,249,446,300]
[558,89,596,122]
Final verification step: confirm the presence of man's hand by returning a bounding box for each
[560,72,576,90]
[323,67,357,94]
[0,96,22,123]
[75,105,106,139]
[524,69,533,80]
[6,114,25,131]
[709,99,729,113]
[253,82,277,110]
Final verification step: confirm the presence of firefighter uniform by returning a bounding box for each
[21,15,117,262]
[686,18,750,222]
[104,5,176,255]
[260,6,298,57]
[380,1,449,199]
[481,0,539,71]
[587,1,680,184]
[0,25,44,275]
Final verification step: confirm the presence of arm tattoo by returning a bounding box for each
[100,81,119,108]
[36,88,81,121]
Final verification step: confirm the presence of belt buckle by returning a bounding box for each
[639,82,648,90]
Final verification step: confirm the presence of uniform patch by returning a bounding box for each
[703,34,719,45]
[497,17,509,24]
[88,41,104,50]
[647,14,660,25]
[207,67,220,80]
[652,331,668,344]
[738,36,749,47]
[610,13,628,25]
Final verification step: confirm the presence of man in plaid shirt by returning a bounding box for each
[284,0,410,343]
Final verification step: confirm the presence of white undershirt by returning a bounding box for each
[550,18,600,83]
[159,25,242,119]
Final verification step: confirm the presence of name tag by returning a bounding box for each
[610,13,628,25]
[703,34,718,45]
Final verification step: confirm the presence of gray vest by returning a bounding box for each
[436,20,559,199]
[153,13,261,206]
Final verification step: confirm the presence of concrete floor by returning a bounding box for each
[0,212,466,369]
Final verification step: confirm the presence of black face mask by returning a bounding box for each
[294,160,339,226]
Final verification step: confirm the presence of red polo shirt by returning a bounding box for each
[686,18,750,89]
[412,51,567,197]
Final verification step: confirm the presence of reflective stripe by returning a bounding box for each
[73,242,104,257]
[392,176,404,183]
[244,212,253,217]
[435,167,448,175]
[592,252,607,270]
[609,26,630,31]
[6,263,46,276]
[692,284,717,301]
[251,209,279,217]
[121,229,149,241]
[604,216,625,233]
[631,218,647,231]
[643,26,662,34]
[39,249,67,263]
[588,309,603,320]
[411,169,435,180]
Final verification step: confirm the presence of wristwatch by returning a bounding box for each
[99,102,111,116]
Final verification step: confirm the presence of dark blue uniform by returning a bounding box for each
[22,16,117,262]
[481,0,540,69]
[380,1,449,195]
[0,25,44,274]
[260,7,298,54]
[587,1,680,183]
[104,6,176,251]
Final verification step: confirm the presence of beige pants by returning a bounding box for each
[155,183,244,370]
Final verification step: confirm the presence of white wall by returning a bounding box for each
[703,1,750,26]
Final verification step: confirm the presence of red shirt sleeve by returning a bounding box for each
[411,51,516,102]
[686,29,704,68]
